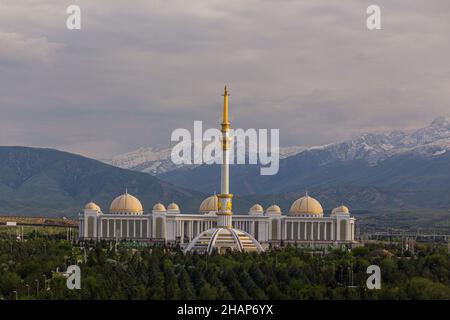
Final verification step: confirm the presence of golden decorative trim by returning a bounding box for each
[217,194,233,199]
[217,212,233,216]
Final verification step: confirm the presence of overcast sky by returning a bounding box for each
[0,0,449,158]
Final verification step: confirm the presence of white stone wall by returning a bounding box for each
[78,209,356,245]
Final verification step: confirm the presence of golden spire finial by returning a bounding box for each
[222,85,229,126]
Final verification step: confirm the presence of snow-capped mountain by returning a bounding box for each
[278,145,306,159]
[158,117,450,210]
[102,117,449,174]
[101,145,184,175]
[101,144,305,175]
[310,116,450,165]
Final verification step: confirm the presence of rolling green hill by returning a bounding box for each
[0,146,207,217]
[1,146,448,232]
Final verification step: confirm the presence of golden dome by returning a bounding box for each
[167,202,180,211]
[152,203,166,211]
[332,205,349,214]
[109,192,143,214]
[266,204,281,214]
[199,195,218,214]
[85,202,101,211]
[289,195,323,216]
[249,204,264,214]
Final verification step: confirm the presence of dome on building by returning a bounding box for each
[289,195,323,216]
[249,204,264,214]
[184,227,264,254]
[331,205,349,215]
[109,192,143,214]
[85,202,101,211]
[152,203,166,211]
[167,202,180,212]
[199,195,218,214]
[266,204,281,214]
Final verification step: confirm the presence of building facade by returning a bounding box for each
[78,193,356,248]
[78,87,357,250]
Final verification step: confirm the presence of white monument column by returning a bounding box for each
[217,86,233,228]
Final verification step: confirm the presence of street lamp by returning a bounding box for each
[35,279,39,296]
[43,275,47,290]
[338,265,344,286]
[12,290,18,300]
[25,284,30,299]
[347,267,351,287]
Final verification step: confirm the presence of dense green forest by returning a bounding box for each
[1,231,450,300]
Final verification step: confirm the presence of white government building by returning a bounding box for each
[78,87,357,253]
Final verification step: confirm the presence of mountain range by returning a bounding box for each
[158,117,450,211]
[0,147,206,216]
[101,145,305,175]
[103,117,450,175]
[0,117,449,218]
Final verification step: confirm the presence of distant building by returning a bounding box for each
[78,87,356,252]
[79,193,356,248]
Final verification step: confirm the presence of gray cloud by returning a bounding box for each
[0,32,62,65]
[0,0,449,158]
